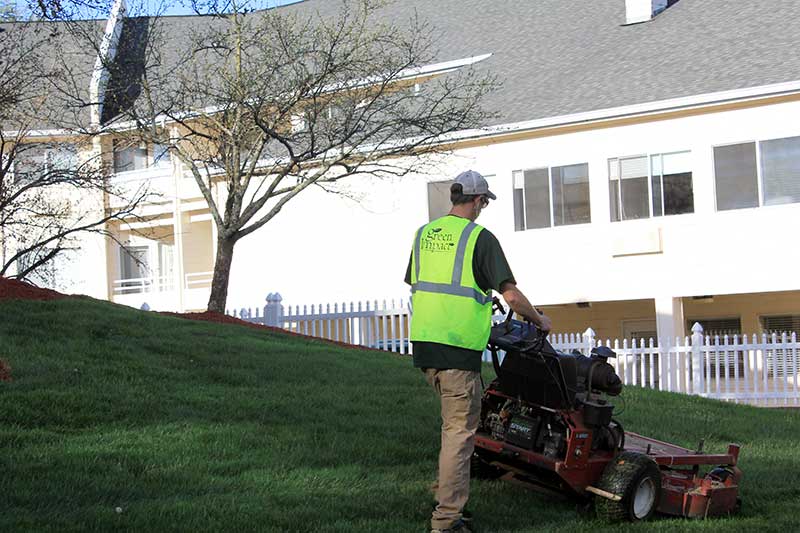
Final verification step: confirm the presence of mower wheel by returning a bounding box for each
[470,453,504,480]
[595,451,661,522]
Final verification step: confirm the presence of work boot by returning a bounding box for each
[430,519,472,533]
[429,502,472,524]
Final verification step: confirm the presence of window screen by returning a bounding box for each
[714,143,758,211]
[551,163,590,226]
[760,136,800,206]
[524,168,551,229]
[611,156,649,221]
[653,151,694,216]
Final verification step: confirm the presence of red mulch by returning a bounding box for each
[0,277,68,301]
[158,310,383,353]
[0,277,383,354]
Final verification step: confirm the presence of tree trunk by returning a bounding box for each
[207,236,236,313]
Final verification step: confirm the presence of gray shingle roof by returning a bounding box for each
[275,0,800,126]
[0,19,107,132]
[8,0,800,130]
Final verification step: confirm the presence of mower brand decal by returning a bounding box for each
[422,227,456,252]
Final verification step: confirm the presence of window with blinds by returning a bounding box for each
[761,315,800,335]
[688,317,743,378]
[688,317,742,337]
[609,151,694,222]
[513,164,590,230]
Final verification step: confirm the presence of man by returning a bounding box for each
[405,170,552,533]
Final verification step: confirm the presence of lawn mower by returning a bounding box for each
[472,306,742,521]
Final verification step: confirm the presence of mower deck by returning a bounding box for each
[475,425,742,519]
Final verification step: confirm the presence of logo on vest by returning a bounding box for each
[422,227,456,253]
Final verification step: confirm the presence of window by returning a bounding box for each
[761,136,800,206]
[688,317,741,337]
[714,135,800,210]
[114,141,148,173]
[113,140,170,173]
[152,144,172,168]
[427,180,454,221]
[688,317,743,378]
[426,175,496,222]
[609,151,693,222]
[14,143,77,181]
[120,246,150,281]
[513,163,590,230]
[713,143,758,210]
[761,315,800,335]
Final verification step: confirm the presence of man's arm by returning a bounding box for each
[500,281,552,333]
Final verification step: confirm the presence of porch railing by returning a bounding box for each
[113,275,175,294]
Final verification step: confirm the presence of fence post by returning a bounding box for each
[691,322,704,395]
[264,292,283,328]
[583,327,596,356]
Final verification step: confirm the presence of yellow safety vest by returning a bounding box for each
[409,215,492,351]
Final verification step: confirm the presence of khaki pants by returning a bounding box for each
[424,368,482,530]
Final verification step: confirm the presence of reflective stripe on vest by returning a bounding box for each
[411,221,491,305]
[409,216,492,351]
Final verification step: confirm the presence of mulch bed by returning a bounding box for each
[0,277,384,354]
[0,277,68,301]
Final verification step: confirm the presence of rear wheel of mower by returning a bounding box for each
[595,451,661,522]
[470,452,504,480]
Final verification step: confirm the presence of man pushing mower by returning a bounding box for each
[405,170,551,533]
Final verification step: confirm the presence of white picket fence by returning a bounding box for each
[228,295,800,407]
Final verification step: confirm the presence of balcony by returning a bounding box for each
[112,271,214,312]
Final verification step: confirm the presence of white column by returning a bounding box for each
[655,296,685,393]
[171,131,185,312]
[655,296,685,343]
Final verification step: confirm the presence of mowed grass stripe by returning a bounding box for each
[1,298,798,532]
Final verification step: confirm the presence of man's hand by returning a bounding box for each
[537,313,552,334]
[500,282,552,333]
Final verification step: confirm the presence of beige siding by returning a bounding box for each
[539,290,800,342]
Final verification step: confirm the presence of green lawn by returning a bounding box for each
[1,297,798,532]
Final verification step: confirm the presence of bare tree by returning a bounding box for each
[0,18,147,287]
[102,0,498,312]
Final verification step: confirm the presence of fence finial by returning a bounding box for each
[264,292,284,327]
[691,322,704,334]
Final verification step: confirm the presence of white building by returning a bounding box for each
[6,0,800,343]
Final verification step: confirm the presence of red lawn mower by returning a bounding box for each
[472,308,742,521]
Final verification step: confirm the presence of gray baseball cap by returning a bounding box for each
[454,170,496,200]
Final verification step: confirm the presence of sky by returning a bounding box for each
[3,0,305,20]
[154,0,303,17]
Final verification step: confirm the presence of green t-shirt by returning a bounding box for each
[404,215,515,372]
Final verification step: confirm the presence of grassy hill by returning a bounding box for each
[1,296,799,532]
